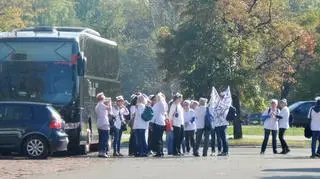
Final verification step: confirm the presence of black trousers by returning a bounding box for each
[261,129,277,153]
[279,128,289,151]
[194,129,210,156]
[148,123,154,152]
[153,124,165,155]
[173,125,184,155]
[128,130,136,155]
[184,130,195,153]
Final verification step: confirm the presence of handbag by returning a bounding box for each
[165,119,173,132]
[119,111,127,131]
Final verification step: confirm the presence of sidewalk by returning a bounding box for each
[121,134,309,142]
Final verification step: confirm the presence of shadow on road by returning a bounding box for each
[261,176,319,179]
[263,168,320,173]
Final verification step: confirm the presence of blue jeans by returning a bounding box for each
[113,128,123,154]
[135,129,148,156]
[311,131,320,156]
[261,129,277,153]
[98,129,109,153]
[216,125,228,153]
[166,131,174,155]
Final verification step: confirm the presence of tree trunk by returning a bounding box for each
[232,94,242,139]
[280,80,292,99]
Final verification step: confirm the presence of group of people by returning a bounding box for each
[260,97,320,158]
[94,87,233,158]
[94,88,320,159]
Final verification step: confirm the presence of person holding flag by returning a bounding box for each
[212,86,232,156]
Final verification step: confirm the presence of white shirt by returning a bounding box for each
[95,102,112,130]
[309,108,320,131]
[152,100,168,126]
[130,105,136,120]
[278,106,290,129]
[133,103,149,129]
[169,103,184,127]
[184,109,196,131]
[113,106,129,129]
[263,108,279,130]
[195,106,206,129]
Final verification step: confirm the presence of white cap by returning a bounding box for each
[116,95,124,101]
[96,92,104,99]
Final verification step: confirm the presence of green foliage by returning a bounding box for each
[0,0,319,111]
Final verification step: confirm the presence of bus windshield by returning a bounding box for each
[0,59,75,104]
[0,41,73,61]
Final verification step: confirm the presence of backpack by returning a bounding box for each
[226,106,237,122]
[141,106,154,122]
[204,107,213,131]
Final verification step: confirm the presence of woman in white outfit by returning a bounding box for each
[260,99,280,154]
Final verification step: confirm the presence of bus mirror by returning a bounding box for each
[77,56,86,76]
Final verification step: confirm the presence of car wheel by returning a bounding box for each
[23,136,49,159]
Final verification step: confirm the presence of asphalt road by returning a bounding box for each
[27,147,320,179]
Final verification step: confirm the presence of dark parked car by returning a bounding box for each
[0,102,68,159]
[289,101,315,127]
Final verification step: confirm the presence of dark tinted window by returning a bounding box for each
[0,105,4,120]
[4,104,33,121]
[0,42,73,61]
[297,102,314,116]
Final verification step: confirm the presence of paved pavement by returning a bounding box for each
[28,148,320,179]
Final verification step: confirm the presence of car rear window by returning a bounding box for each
[47,106,62,120]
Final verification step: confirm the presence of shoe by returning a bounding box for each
[98,153,109,158]
[280,151,286,154]
[217,152,228,156]
[141,154,148,157]
[211,152,216,156]
[284,149,290,154]
[260,152,265,155]
[113,153,119,157]
[310,155,316,159]
[193,153,200,157]
[118,153,124,157]
[153,154,164,158]
[273,151,278,154]
[202,154,207,157]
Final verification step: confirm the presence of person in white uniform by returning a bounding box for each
[112,96,129,157]
[260,99,280,154]
[183,100,196,154]
[309,97,320,158]
[133,95,149,157]
[95,92,113,158]
[152,92,168,157]
[278,99,290,154]
[168,93,184,156]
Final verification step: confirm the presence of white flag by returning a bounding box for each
[220,86,232,108]
[209,86,221,108]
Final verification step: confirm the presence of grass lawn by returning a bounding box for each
[228,138,310,148]
[227,125,304,136]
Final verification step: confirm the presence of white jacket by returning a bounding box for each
[133,103,149,130]
[95,102,112,130]
[184,109,196,131]
[195,106,206,129]
[278,106,290,129]
[113,106,129,129]
[152,100,168,126]
[263,108,279,130]
[169,103,184,127]
[309,108,320,131]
